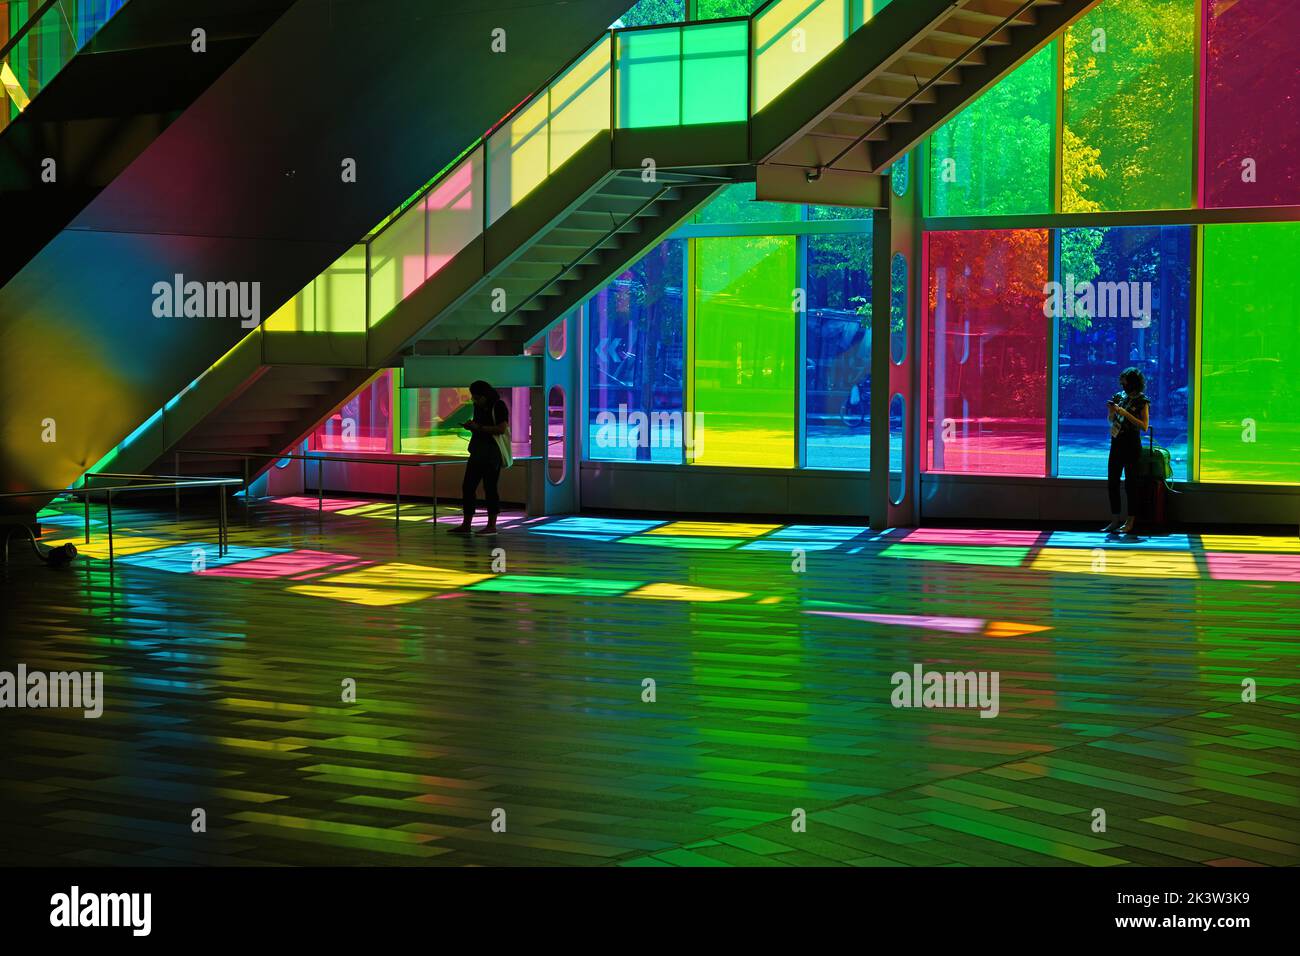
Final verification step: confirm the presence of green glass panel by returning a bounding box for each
[1198,223,1300,485]
[681,20,747,125]
[691,236,798,467]
[927,43,1055,217]
[617,27,681,128]
[1062,0,1196,213]
[695,0,764,16]
[694,182,800,224]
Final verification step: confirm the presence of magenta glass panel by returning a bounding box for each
[925,230,1050,476]
[311,370,392,453]
[1202,0,1300,208]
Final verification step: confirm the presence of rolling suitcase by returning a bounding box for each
[1135,428,1174,526]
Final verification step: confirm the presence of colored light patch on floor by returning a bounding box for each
[739,525,869,552]
[620,535,745,550]
[43,535,176,558]
[1205,552,1300,583]
[37,513,102,529]
[1031,548,1199,579]
[271,496,373,512]
[201,550,358,579]
[118,543,288,573]
[534,517,665,536]
[879,544,1031,567]
[335,503,437,521]
[1045,531,1192,551]
[903,528,1044,547]
[1199,535,1300,554]
[807,609,986,634]
[467,575,642,596]
[644,521,781,538]
[626,582,750,602]
[285,584,434,607]
[317,562,491,590]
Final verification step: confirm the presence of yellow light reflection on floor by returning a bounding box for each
[42,535,175,558]
[335,503,437,522]
[626,582,750,602]
[644,521,781,538]
[1031,548,1199,579]
[318,562,491,589]
[1199,535,1300,553]
[286,585,434,606]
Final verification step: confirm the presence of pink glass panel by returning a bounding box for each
[311,371,392,453]
[925,230,1050,476]
[1202,0,1300,208]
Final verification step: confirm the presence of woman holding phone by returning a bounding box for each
[1102,367,1150,538]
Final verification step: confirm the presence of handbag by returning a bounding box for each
[492,402,513,469]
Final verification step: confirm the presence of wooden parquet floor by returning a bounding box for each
[1,498,1297,866]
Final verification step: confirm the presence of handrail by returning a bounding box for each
[3,471,241,569]
[176,448,542,526]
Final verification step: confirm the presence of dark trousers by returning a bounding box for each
[1107,436,1141,517]
[462,454,501,521]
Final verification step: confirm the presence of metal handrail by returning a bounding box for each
[2,472,242,569]
[176,448,542,526]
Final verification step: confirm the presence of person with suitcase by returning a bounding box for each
[1101,367,1150,538]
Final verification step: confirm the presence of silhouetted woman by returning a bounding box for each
[448,380,509,536]
[1102,367,1150,537]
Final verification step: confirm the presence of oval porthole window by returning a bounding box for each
[890,252,907,366]
[890,153,909,198]
[889,393,905,506]
[548,317,567,360]
[547,385,565,485]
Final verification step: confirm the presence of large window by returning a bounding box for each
[312,371,393,453]
[1056,226,1191,478]
[925,230,1050,476]
[1198,223,1300,484]
[587,240,687,463]
[806,231,873,469]
[1061,0,1197,213]
[691,235,798,467]
[1202,0,1300,208]
[399,382,532,459]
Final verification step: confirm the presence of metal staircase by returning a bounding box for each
[121,0,1099,485]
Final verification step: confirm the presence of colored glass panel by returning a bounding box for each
[424,148,484,280]
[1062,0,1196,213]
[312,371,393,453]
[806,230,872,469]
[1056,226,1191,479]
[399,381,531,459]
[694,182,801,224]
[267,245,367,333]
[928,43,1055,217]
[925,230,1050,476]
[617,22,746,128]
[1198,223,1300,484]
[753,0,877,112]
[1203,0,1300,208]
[616,0,686,27]
[691,235,798,467]
[587,240,686,463]
[487,92,550,224]
[550,36,612,172]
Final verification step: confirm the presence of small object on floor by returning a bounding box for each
[446,524,472,535]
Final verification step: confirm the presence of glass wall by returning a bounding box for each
[615,21,748,129]
[1199,223,1300,484]
[926,230,1051,477]
[691,235,798,467]
[588,241,687,463]
[806,231,873,469]
[1056,226,1191,478]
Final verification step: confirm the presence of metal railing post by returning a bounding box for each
[243,456,250,524]
[174,451,181,514]
[395,463,401,527]
[83,490,90,544]
[219,485,228,557]
[318,459,324,517]
[105,489,114,568]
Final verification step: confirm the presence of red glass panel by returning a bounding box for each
[1202,0,1300,208]
[925,229,1050,476]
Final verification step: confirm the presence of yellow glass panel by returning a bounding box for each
[1030,548,1199,579]
[487,94,551,224]
[754,0,861,112]
[266,245,366,333]
[370,197,427,323]
[645,520,781,537]
[627,582,750,602]
[550,37,611,172]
